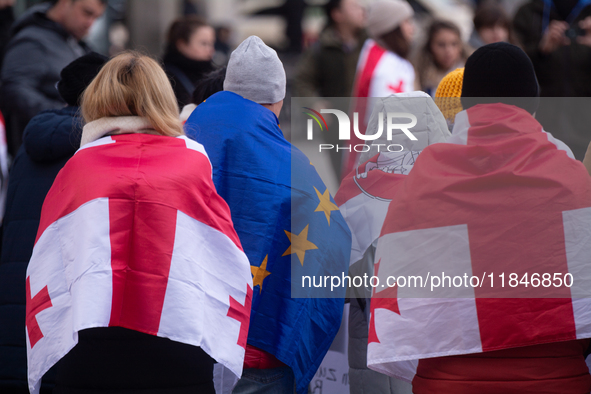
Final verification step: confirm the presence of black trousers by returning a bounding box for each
[53,327,215,394]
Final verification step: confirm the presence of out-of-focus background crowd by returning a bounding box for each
[1,0,590,239]
[0,0,568,161]
[1,0,515,62]
[8,0,591,194]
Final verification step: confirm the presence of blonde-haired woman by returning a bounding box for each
[80,51,184,142]
[27,51,253,394]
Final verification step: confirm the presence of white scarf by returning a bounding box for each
[81,117,156,147]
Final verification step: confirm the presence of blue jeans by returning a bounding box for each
[232,366,295,394]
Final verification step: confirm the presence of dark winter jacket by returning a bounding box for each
[513,0,591,97]
[513,1,591,160]
[294,26,365,97]
[0,106,81,393]
[0,3,89,155]
[0,5,15,70]
[162,47,214,109]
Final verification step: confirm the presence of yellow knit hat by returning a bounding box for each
[434,68,464,123]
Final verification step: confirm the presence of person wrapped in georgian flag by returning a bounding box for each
[335,92,450,392]
[368,43,591,393]
[26,52,253,394]
[337,91,450,266]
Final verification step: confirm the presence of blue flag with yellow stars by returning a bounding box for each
[185,91,351,394]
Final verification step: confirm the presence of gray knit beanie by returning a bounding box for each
[223,36,286,104]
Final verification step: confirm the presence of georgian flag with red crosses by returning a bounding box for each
[26,134,253,394]
[366,103,591,382]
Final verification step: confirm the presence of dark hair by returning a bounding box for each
[424,20,465,68]
[461,42,539,114]
[324,0,343,27]
[192,67,226,104]
[58,51,109,107]
[380,27,411,59]
[166,16,209,52]
[473,3,511,31]
[426,20,461,53]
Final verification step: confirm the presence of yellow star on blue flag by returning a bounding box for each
[314,186,339,225]
[282,225,318,266]
[251,255,271,294]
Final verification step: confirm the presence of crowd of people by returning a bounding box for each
[1,0,591,393]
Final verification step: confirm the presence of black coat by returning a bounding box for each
[0,4,89,155]
[162,48,214,109]
[513,0,591,97]
[293,26,365,97]
[0,106,81,393]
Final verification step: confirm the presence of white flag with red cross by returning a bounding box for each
[366,104,591,381]
[26,134,253,394]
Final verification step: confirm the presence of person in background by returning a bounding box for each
[414,20,469,97]
[213,26,232,66]
[345,0,415,176]
[250,0,306,53]
[513,0,591,160]
[0,0,106,157]
[293,0,365,179]
[469,1,513,48]
[0,52,108,394]
[192,67,226,105]
[163,16,215,109]
[513,0,591,96]
[294,0,365,97]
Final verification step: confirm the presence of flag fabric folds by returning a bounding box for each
[26,134,253,394]
[335,93,451,385]
[185,91,352,394]
[367,103,591,381]
[335,150,419,267]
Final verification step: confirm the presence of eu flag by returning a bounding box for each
[185,91,351,394]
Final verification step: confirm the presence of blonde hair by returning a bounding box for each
[82,51,184,137]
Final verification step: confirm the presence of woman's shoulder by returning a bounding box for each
[375,50,415,77]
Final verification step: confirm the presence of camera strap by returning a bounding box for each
[542,0,591,32]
